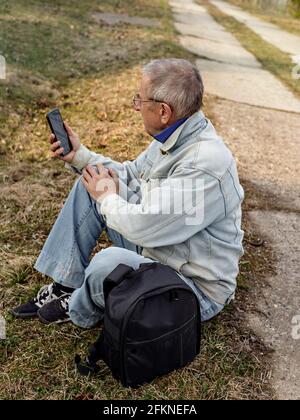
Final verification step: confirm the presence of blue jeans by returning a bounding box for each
[34,176,224,328]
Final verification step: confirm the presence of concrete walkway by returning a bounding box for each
[248,210,300,400]
[169,0,300,113]
[210,0,300,62]
[208,96,300,401]
[169,0,300,400]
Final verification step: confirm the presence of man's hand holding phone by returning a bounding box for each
[47,108,120,201]
[49,122,80,163]
[46,108,80,163]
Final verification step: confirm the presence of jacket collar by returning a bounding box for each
[160,111,206,154]
[153,117,188,144]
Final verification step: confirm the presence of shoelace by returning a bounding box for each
[60,294,71,312]
[34,284,55,308]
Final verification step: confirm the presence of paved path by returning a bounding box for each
[248,211,300,400]
[210,0,300,62]
[169,0,300,400]
[169,0,300,113]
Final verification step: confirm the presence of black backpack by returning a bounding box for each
[75,261,201,387]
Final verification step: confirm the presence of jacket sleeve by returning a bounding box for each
[65,144,149,203]
[100,165,226,247]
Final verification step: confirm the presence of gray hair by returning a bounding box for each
[142,58,204,119]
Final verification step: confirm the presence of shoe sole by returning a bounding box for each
[10,308,38,319]
[37,311,71,325]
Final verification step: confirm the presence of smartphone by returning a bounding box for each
[46,108,73,156]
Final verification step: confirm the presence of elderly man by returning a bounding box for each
[12,59,244,326]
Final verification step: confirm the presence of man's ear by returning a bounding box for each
[160,102,172,124]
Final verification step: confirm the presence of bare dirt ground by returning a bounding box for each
[170,0,300,398]
[206,95,300,399]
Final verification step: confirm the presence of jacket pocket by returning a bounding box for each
[165,242,189,272]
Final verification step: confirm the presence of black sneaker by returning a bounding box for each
[11,283,65,319]
[37,293,72,325]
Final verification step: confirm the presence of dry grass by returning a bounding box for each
[0,0,274,400]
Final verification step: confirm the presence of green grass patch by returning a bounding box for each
[0,0,192,127]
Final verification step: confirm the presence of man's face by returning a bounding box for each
[134,75,172,136]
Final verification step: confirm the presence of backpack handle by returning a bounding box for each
[103,263,134,302]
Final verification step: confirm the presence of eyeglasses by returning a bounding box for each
[132,93,164,110]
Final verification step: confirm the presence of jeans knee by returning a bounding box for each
[69,176,86,201]
[73,175,85,193]
[85,247,135,287]
[94,246,134,260]
[84,248,120,287]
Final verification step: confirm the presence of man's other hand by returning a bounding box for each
[50,122,81,163]
[82,163,119,203]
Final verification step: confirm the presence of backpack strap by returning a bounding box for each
[75,264,137,376]
[75,335,104,376]
[103,263,134,302]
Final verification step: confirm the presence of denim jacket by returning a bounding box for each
[67,111,244,305]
